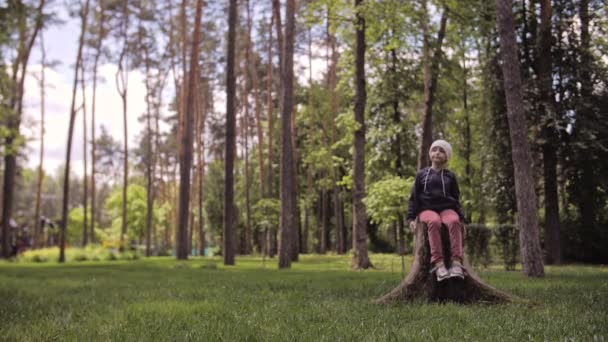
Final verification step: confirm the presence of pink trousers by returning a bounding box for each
[419,209,463,265]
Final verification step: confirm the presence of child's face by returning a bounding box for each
[430,146,447,164]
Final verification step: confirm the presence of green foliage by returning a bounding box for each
[18,245,140,263]
[66,207,94,246]
[104,184,152,242]
[364,176,412,230]
[203,160,224,246]
[252,198,280,231]
[1,255,607,340]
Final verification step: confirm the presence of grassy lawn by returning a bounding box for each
[1,253,607,341]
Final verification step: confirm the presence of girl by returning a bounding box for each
[407,139,466,281]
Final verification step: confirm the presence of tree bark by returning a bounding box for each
[303,164,312,254]
[143,35,155,257]
[242,78,252,255]
[90,2,106,245]
[80,51,89,247]
[328,14,345,255]
[246,0,265,198]
[390,43,405,254]
[33,31,46,249]
[461,39,473,224]
[60,0,90,262]
[278,0,297,269]
[116,0,130,251]
[577,0,596,247]
[320,189,328,254]
[495,0,544,277]
[537,0,561,264]
[266,12,275,201]
[351,0,372,269]
[2,0,46,259]
[417,8,448,170]
[177,0,204,260]
[196,78,206,256]
[224,0,238,265]
[242,2,254,255]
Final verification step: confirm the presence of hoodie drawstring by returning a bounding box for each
[423,168,447,197]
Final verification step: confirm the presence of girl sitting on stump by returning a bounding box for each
[407,139,466,281]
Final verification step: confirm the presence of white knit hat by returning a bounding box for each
[429,139,452,161]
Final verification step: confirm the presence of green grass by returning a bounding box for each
[1,254,607,341]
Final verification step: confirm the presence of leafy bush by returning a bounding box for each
[364,176,413,230]
[464,224,492,267]
[19,245,141,263]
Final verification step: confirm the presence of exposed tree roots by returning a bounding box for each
[376,222,514,304]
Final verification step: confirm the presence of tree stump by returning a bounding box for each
[376,221,514,304]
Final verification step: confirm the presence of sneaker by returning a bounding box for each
[449,261,465,279]
[433,263,450,282]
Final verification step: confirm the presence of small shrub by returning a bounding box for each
[32,254,48,263]
[106,252,119,261]
[123,251,140,260]
[20,247,59,263]
[74,254,89,262]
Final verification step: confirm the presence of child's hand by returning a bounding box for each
[409,221,416,233]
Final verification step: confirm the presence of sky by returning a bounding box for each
[22,3,327,179]
[23,6,148,178]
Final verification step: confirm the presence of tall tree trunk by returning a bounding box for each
[303,164,312,254]
[274,5,299,256]
[289,11,300,260]
[33,31,46,249]
[390,43,405,254]
[417,8,448,170]
[461,38,473,224]
[537,0,561,264]
[242,81,252,255]
[278,0,296,269]
[224,0,238,265]
[328,13,345,255]
[242,3,253,255]
[320,189,328,254]
[272,2,285,232]
[577,0,596,248]
[116,0,130,251]
[266,11,275,201]
[90,3,105,245]
[60,0,90,262]
[189,193,195,255]
[272,0,284,80]
[495,0,544,277]
[246,0,265,198]
[80,54,88,246]
[2,0,46,259]
[143,43,154,257]
[166,0,179,253]
[196,78,206,256]
[351,0,372,269]
[290,101,300,262]
[177,0,204,260]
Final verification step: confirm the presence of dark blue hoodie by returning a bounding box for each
[406,167,466,223]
